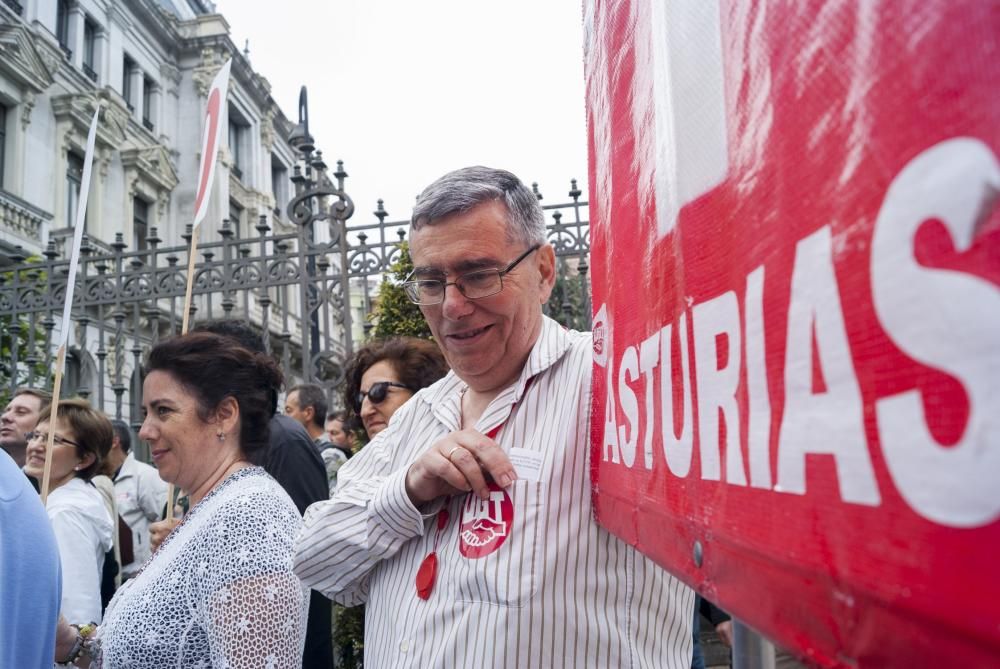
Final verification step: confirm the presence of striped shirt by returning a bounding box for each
[294,317,694,668]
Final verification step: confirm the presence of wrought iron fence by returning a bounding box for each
[0,165,589,455]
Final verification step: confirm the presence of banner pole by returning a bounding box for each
[165,229,200,522]
[39,346,67,505]
[41,107,100,505]
[731,619,776,669]
[162,58,230,523]
[180,232,200,335]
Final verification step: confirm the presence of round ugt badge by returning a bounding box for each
[459,480,514,558]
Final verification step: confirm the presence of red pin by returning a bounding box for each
[415,505,450,600]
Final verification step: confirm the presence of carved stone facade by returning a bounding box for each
[0,0,299,260]
[0,0,304,417]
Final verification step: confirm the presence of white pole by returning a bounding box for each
[732,619,776,669]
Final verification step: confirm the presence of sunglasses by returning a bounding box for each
[355,381,411,412]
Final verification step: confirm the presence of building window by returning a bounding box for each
[66,152,84,227]
[0,105,6,189]
[133,197,149,250]
[122,55,135,110]
[271,155,288,217]
[56,0,70,53]
[64,350,83,397]
[142,78,154,131]
[82,19,97,82]
[228,112,248,182]
[229,200,243,239]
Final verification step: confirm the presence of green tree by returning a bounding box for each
[367,241,431,339]
[546,259,591,331]
[335,241,435,668]
[0,259,49,403]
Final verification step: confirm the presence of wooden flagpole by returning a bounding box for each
[165,58,232,522]
[41,107,101,505]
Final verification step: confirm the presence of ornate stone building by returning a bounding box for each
[0,0,298,262]
[0,0,317,432]
[0,0,591,432]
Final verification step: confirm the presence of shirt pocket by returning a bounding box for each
[448,479,545,608]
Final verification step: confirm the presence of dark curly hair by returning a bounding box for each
[192,320,277,414]
[344,337,448,426]
[146,332,283,464]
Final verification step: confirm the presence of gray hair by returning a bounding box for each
[411,166,546,246]
[111,418,132,453]
[288,383,327,428]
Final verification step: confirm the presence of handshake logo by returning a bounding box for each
[459,482,513,559]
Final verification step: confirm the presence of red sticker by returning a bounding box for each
[415,551,438,600]
[458,481,513,559]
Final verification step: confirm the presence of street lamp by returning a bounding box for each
[285,86,356,384]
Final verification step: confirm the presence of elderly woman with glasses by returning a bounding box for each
[94,332,308,668]
[22,398,114,626]
[345,337,449,440]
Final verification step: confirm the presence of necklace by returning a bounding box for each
[458,385,469,429]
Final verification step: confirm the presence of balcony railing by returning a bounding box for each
[0,189,50,245]
[82,63,98,83]
[142,117,154,132]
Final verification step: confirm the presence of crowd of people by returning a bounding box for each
[0,166,742,668]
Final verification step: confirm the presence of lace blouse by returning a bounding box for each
[96,467,307,668]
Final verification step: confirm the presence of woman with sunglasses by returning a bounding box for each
[345,337,449,440]
[22,398,114,626]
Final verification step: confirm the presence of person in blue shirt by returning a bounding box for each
[0,448,62,667]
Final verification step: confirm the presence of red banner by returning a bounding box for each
[585,1,1000,667]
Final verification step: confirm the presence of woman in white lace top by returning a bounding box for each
[94,332,308,668]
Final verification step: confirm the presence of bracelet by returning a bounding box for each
[55,624,82,666]
[56,622,98,666]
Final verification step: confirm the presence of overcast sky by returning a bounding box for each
[215,0,589,228]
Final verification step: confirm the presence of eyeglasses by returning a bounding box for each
[402,244,541,306]
[354,381,411,412]
[25,430,81,449]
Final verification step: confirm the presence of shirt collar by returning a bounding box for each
[421,315,574,429]
[114,451,138,481]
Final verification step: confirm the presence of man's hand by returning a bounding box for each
[404,429,518,505]
[149,509,182,553]
[715,620,733,647]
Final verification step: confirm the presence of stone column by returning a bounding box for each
[129,67,143,119]
[94,28,109,84]
[55,122,72,228]
[147,83,161,132]
[107,3,130,99]
[29,0,55,28]
[68,3,85,68]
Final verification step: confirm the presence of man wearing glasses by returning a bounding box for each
[295,167,692,667]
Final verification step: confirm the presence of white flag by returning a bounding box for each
[59,107,100,350]
[192,58,232,230]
